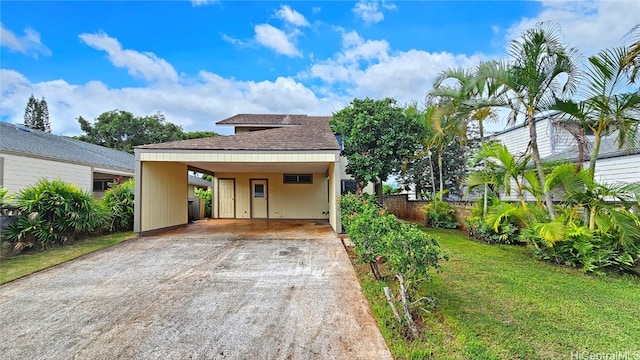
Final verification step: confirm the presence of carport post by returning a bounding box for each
[133,152,142,235]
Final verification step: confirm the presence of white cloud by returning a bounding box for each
[190,0,218,7]
[254,24,302,57]
[0,69,345,136]
[302,31,485,104]
[79,31,178,82]
[0,23,51,58]
[353,1,384,25]
[275,5,310,27]
[506,0,640,56]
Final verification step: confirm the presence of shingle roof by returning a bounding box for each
[137,115,339,151]
[216,114,307,126]
[0,121,134,172]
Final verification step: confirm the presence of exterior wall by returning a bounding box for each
[337,155,375,194]
[493,118,554,158]
[213,172,329,219]
[0,152,92,194]
[139,151,335,163]
[593,154,640,185]
[139,162,188,233]
[383,194,474,229]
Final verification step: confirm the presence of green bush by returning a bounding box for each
[2,179,107,253]
[465,216,521,245]
[422,200,459,229]
[194,187,212,218]
[102,179,135,232]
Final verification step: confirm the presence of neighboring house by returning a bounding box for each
[490,114,640,200]
[0,121,210,221]
[134,114,368,236]
[0,122,134,197]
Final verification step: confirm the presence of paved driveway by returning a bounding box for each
[0,220,392,360]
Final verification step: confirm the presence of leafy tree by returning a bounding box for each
[76,110,186,154]
[331,98,425,196]
[184,131,220,140]
[480,21,580,220]
[23,94,52,133]
[102,179,135,232]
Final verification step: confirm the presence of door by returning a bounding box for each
[219,179,235,218]
[251,179,268,218]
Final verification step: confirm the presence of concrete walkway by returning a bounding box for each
[0,220,392,359]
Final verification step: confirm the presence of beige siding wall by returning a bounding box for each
[0,152,92,194]
[140,162,188,232]
[328,162,339,231]
[213,172,329,219]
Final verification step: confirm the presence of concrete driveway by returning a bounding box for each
[0,220,392,360]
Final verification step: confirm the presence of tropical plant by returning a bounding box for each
[0,186,14,207]
[422,190,459,229]
[3,179,107,253]
[552,47,640,179]
[478,21,581,220]
[623,23,640,82]
[102,179,135,232]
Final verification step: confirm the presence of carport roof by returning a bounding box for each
[137,115,340,151]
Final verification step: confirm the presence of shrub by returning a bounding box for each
[102,179,135,232]
[465,216,521,245]
[422,200,459,229]
[194,187,212,218]
[2,179,107,253]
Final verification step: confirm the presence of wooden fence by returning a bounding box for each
[382,194,475,230]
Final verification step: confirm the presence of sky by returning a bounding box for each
[1,0,639,136]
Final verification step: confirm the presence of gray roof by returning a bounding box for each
[0,122,134,172]
[138,115,340,151]
[545,135,640,162]
[188,176,211,187]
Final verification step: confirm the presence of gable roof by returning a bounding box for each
[0,122,134,172]
[137,115,339,151]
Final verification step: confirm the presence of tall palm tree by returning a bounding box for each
[479,21,581,220]
[553,47,640,180]
[431,65,501,216]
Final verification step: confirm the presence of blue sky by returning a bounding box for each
[1,0,638,136]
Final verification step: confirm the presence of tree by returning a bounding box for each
[553,47,640,180]
[480,21,581,220]
[23,94,52,133]
[331,98,425,196]
[184,131,220,140]
[76,110,187,154]
[623,24,640,82]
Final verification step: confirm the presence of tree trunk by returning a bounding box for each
[438,152,444,201]
[480,120,488,218]
[588,133,602,182]
[426,147,436,205]
[397,273,420,339]
[528,115,556,220]
[383,287,402,324]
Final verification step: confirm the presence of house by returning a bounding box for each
[134,114,368,236]
[0,122,134,197]
[0,121,210,221]
[490,114,640,199]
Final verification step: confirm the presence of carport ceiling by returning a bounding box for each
[184,162,331,174]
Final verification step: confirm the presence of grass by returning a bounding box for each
[0,232,135,285]
[353,227,640,360]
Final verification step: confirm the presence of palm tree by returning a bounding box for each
[623,24,640,82]
[479,21,581,220]
[430,65,501,216]
[553,47,640,180]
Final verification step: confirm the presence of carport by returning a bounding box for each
[133,115,344,236]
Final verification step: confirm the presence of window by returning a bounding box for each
[254,184,265,197]
[341,180,357,194]
[93,180,112,192]
[283,174,313,184]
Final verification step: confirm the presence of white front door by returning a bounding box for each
[219,179,235,218]
[251,179,268,218]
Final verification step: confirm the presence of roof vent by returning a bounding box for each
[14,123,31,132]
[283,115,291,123]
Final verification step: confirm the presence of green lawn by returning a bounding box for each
[355,228,640,360]
[0,232,135,285]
